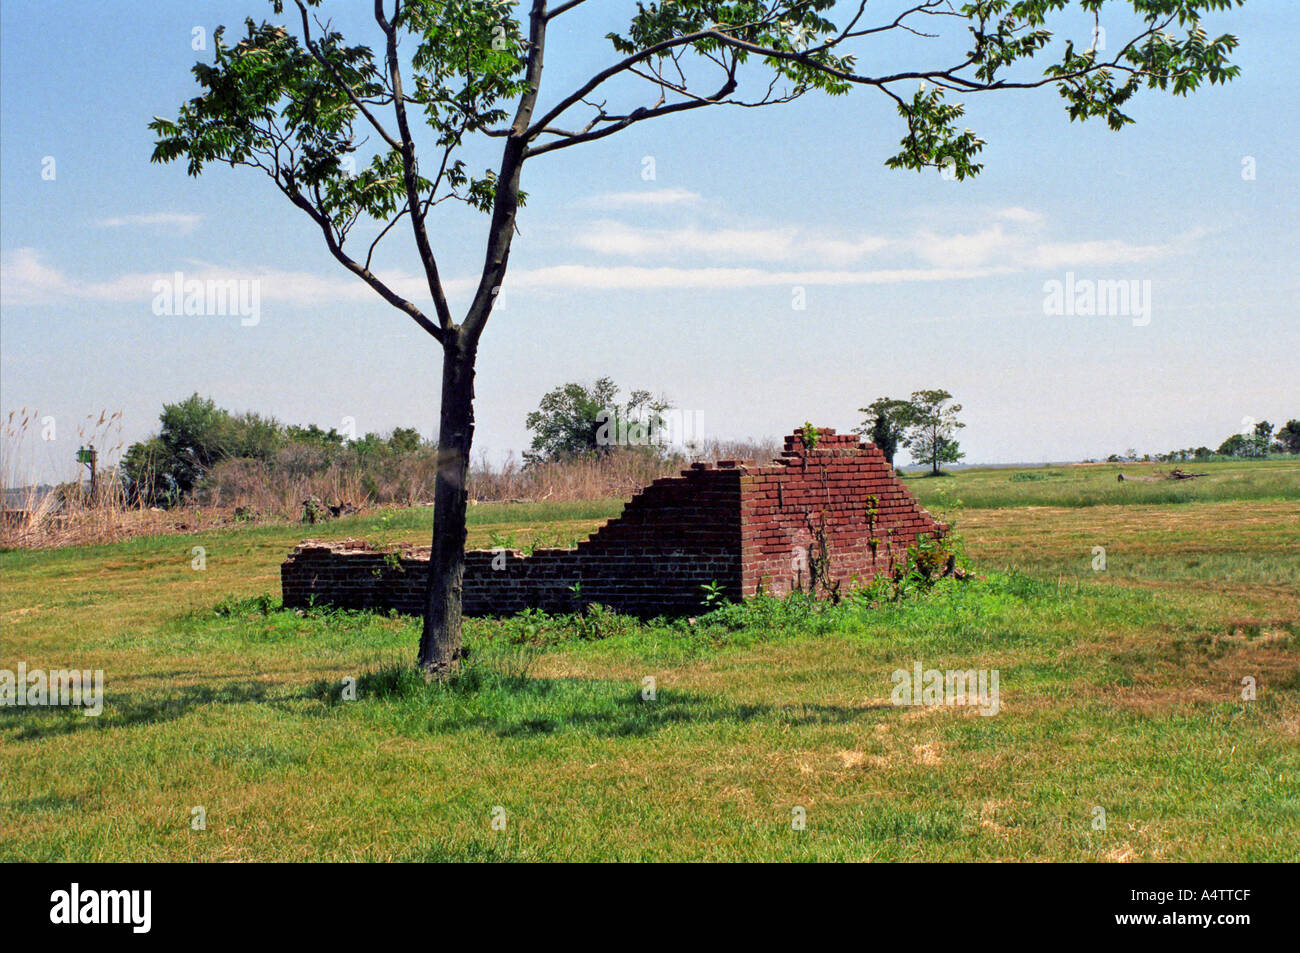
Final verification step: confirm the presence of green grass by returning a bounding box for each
[2,462,1297,861]
[902,457,1300,509]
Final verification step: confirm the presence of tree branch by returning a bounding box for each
[280,176,443,342]
[293,1,402,152]
[527,74,738,158]
[375,0,455,332]
[463,0,548,342]
[546,0,588,20]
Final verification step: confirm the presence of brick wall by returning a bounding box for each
[281,428,943,616]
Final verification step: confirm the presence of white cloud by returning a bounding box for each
[913,225,1012,268]
[573,221,891,264]
[0,248,409,309]
[93,212,203,234]
[3,212,1204,312]
[996,206,1045,225]
[584,188,702,208]
[503,263,1013,291]
[0,246,1014,311]
[0,248,69,307]
[1026,237,1174,269]
[912,221,1188,270]
[575,221,797,260]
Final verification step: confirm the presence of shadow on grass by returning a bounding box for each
[0,680,284,741]
[312,662,892,739]
[3,661,891,743]
[2,792,86,815]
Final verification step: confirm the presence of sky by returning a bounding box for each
[2,0,1297,484]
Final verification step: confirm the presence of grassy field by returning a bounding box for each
[901,457,1300,509]
[2,462,1297,861]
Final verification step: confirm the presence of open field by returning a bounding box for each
[902,457,1300,509]
[2,463,1297,861]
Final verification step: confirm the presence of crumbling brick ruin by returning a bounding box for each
[281,428,944,616]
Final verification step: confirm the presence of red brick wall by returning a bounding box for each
[281,428,942,616]
[740,430,941,599]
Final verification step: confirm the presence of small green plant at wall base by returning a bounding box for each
[903,532,969,585]
[371,548,406,578]
[212,593,278,618]
[700,580,726,610]
[487,530,517,551]
[808,522,841,603]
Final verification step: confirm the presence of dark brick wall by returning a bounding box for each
[281,428,942,616]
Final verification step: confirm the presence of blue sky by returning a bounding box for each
[2,1,1297,482]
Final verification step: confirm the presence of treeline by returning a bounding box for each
[118,393,775,517]
[1100,419,1300,463]
[121,394,434,510]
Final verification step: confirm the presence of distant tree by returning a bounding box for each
[1218,422,1274,459]
[1192,446,1213,460]
[1278,420,1300,454]
[524,378,669,465]
[388,427,423,454]
[227,411,285,460]
[350,426,425,457]
[1217,433,1250,457]
[153,394,230,495]
[1253,420,1274,456]
[286,423,346,447]
[120,436,174,504]
[901,389,965,476]
[855,397,912,466]
[121,395,284,503]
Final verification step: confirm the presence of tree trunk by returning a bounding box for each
[418,330,477,675]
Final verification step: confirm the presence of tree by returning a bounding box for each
[156,394,231,496]
[855,397,912,465]
[388,427,424,455]
[1216,433,1249,457]
[1253,420,1274,456]
[524,377,670,464]
[1278,420,1300,454]
[151,0,1246,675]
[286,423,346,447]
[121,394,286,502]
[1218,421,1273,458]
[902,389,965,476]
[121,436,173,504]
